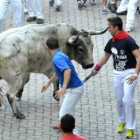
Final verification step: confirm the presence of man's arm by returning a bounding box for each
[92,52,111,76]
[126,49,140,84]
[55,69,71,98]
[98,52,111,67]
[41,73,57,92]
[62,69,71,89]
[132,49,140,76]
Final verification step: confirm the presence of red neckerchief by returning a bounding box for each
[112,29,130,42]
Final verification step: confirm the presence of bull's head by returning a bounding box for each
[67,28,108,69]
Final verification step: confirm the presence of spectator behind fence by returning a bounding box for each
[59,114,87,140]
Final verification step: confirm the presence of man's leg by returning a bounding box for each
[113,71,126,126]
[123,69,137,138]
[54,0,62,12]
[26,0,36,22]
[34,0,44,24]
[123,70,137,130]
[125,0,139,32]
[0,0,9,33]
[116,0,128,15]
[58,86,84,134]
[11,0,24,27]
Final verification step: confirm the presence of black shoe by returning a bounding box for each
[49,0,54,6]
[27,17,36,22]
[77,0,87,10]
[55,5,61,12]
[37,18,44,24]
[116,11,127,15]
[108,3,117,13]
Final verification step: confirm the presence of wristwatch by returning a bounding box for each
[133,73,138,77]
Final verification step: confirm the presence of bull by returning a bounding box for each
[0,23,107,119]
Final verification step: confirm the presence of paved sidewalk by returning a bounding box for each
[0,0,140,140]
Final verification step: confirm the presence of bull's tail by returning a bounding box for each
[0,89,6,107]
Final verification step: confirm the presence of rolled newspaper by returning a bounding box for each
[82,73,92,83]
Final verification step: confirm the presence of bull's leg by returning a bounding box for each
[16,73,30,100]
[7,80,25,119]
[52,79,59,101]
[45,72,59,101]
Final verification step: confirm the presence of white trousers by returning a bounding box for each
[59,85,84,134]
[0,0,24,33]
[54,0,62,6]
[126,0,139,28]
[26,0,44,19]
[113,69,137,129]
[117,0,129,13]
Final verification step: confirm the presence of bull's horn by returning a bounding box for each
[88,27,108,36]
[68,36,78,44]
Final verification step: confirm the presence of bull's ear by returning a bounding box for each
[68,36,78,44]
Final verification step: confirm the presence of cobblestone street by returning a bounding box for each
[1,0,140,140]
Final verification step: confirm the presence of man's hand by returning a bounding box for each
[41,82,50,92]
[54,87,66,98]
[91,64,101,76]
[126,75,137,84]
[92,70,98,76]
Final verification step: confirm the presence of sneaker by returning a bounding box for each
[49,0,54,6]
[117,123,125,133]
[77,0,87,10]
[116,11,127,15]
[27,17,36,22]
[52,124,61,131]
[55,5,61,12]
[126,129,134,139]
[125,27,134,32]
[108,2,117,13]
[89,0,96,5]
[102,7,108,14]
[36,18,44,24]
[24,8,28,14]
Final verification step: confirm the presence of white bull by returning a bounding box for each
[0,23,107,119]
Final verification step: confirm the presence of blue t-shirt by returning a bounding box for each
[52,50,83,89]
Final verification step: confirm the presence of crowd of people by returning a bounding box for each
[0,0,140,140]
[0,0,140,33]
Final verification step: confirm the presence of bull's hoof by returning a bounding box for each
[16,90,23,100]
[16,94,22,100]
[14,112,25,119]
[53,92,59,101]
